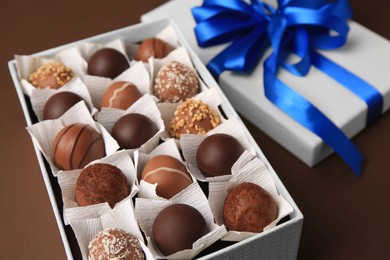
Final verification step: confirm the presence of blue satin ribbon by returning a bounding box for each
[192,0,384,175]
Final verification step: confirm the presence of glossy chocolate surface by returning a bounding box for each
[43,91,84,120]
[100,81,142,110]
[135,38,174,62]
[87,48,129,79]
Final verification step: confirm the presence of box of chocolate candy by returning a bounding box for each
[8,18,303,259]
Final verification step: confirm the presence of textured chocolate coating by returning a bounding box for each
[154,61,199,103]
[87,48,129,79]
[196,133,244,177]
[170,99,220,139]
[43,91,84,120]
[28,62,74,89]
[135,38,174,62]
[112,113,158,149]
[100,81,143,110]
[52,123,105,170]
[153,204,208,255]
[75,163,129,208]
[223,182,277,232]
[88,228,144,260]
[141,155,192,199]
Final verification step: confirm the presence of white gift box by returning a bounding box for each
[142,0,390,168]
[8,19,303,260]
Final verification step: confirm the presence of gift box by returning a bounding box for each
[8,18,302,259]
[142,0,390,170]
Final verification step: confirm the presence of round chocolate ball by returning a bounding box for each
[52,123,105,170]
[89,228,144,260]
[154,61,199,103]
[170,99,220,139]
[111,113,158,149]
[28,62,74,89]
[100,81,143,110]
[135,38,174,62]
[141,155,192,199]
[75,163,129,208]
[223,182,277,232]
[153,204,208,255]
[196,133,245,177]
[87,48,130,79]
[43,91,84,120]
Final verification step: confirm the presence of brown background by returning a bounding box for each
[0,0,389,259]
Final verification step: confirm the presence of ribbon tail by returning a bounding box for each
[264,55,363,175]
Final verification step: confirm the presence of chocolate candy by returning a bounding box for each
[89,228,144,260]
[75,163,129,208]
[28,62,74,89]
[170,99,220,139]
[111,113,158,149]
[100,81,143,110]
[52,123,105,170]
[223,182,277,232]
[196,133,244,177]
[154,61,199,103]
[141,155,192,199]
[43,91,84,120]
[87,48,129,79]
[153,204,208,255]
[135,38,174,62]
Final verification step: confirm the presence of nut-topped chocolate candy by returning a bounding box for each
[28,62,74,89]
[43,91,84,120]
[196,133,245,177]
[135,38,174,62]
[100,81,143,110]
[88,48,129,79]
[170,99,220,139]
[154,61,199,103]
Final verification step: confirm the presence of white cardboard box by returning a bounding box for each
[9,19,303,259]
[142,0,390,167]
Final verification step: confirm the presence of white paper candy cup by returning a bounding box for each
[26,101,119,176]
[135,183,227,259]
[58,150,138,225]
[208,157,294,242]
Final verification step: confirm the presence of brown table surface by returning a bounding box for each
[1,0,389,259]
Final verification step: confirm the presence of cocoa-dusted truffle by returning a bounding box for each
[28,62,74,89]
[111,113,158,149]
[100,81,143,110]
[223,182,277,232]
[196,133,245,177]
[52,123,105,171]
[170,99,220,139]
[135,38,174,62]
[88,48,129,79]
[43,91,84,120]
[141,155,192,199]
[89,228,144,260]
[75,163,129,208]
[154,61,199,103]
[153,204,208,255]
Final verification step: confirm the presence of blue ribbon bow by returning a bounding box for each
[192,0,383,176]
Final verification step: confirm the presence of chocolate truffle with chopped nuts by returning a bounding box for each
[170,99,220,139]
[28,62,74,89]
[154,61,199,103]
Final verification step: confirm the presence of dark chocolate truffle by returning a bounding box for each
[135,38,174,62]
[154,61,199,103]
[89,228,144,260]
[111,113,158,149]
[100,81,143,110]
[28,62,74,89]
[88,48,129,79]
[43,91,84,120]
[52,123,105,170]
[75,163,129,208]
[141,155,192,199]
[153,204,208,255]
[170,99,220,139]
[223,182,277,232]
[196,133,244,177]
